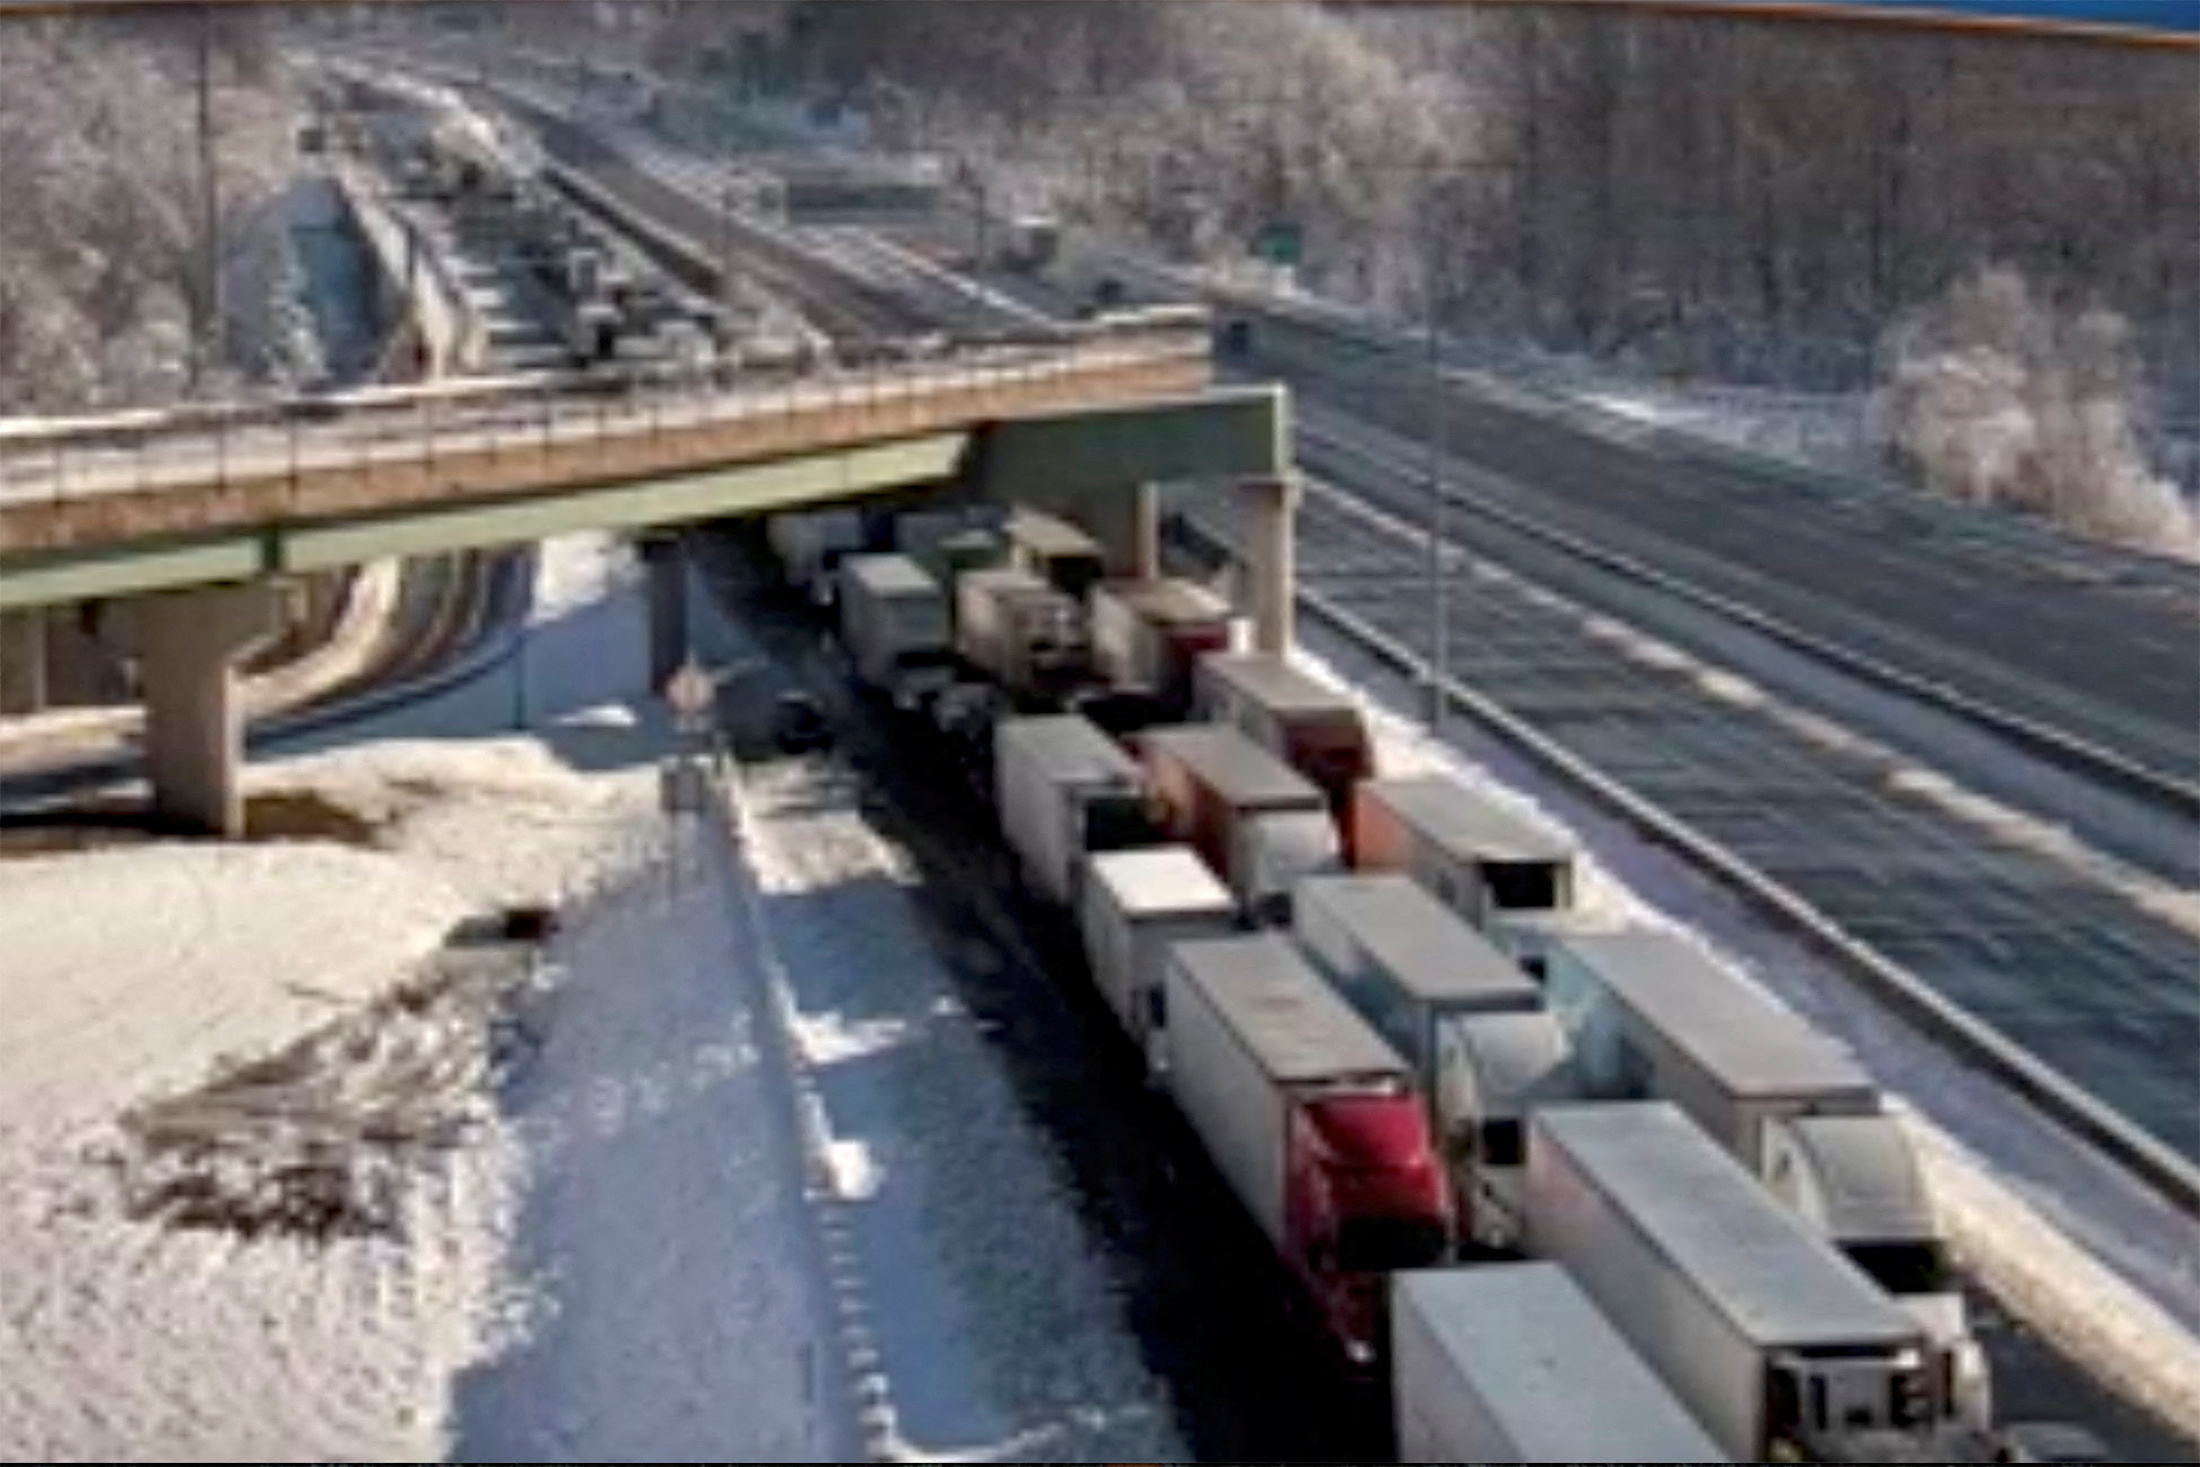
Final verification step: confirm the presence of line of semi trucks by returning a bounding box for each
[758,498,2100,1465]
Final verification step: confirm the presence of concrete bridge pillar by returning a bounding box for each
[139,581,282,838]
[1238,476,1297,655]
[0,609,48,716]
[640,533,689,693]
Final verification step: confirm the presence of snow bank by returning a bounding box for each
[1292,641,2200,1441]
[0,532,833,1460]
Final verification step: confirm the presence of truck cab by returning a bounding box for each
[1432,1009,1580,1255]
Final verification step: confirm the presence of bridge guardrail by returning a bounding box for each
[0,324,1212,520]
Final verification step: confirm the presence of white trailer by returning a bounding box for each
[1139,725,1343,925]
[1531,926,1880,1155]
[1513,921,1986,1422]
[1163,933,1451,1362]
[1089,578,1237,713]
[1078,846,1238,1076]
[1351,775,1576,929]
[837,553,955,709]
[993,715,1155,908]
[767,507,866,606]
[1292,873,1541,1077]
[1526,1102,1958,1464]
[1391,1263,1728,1464]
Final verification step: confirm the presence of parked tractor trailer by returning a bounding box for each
[1163,933,1452,1364]
[1506,920,1989,1430]
[1390,1263,1729,1464]
[1526,1102,1968,1463]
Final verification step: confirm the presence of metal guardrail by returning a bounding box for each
[0,319,1211,512]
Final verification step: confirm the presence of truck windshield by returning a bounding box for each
[1484,860,1565,912]
[1846,1239,1952,1296]
[1334,1215,1448,1273]
[1083,793,1163,855]
[1478,1117,1524,1167]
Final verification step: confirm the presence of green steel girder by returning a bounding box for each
[971,382,1289,506]
[0,385,1290,611]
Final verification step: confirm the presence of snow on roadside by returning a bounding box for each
[0,532,837,1461]
[728,752,1187,1464]
[1290,639,2200,1442]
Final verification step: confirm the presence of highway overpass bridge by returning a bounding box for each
[0,322,1292,836]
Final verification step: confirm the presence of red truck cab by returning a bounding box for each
[1289,1088,1453,1364]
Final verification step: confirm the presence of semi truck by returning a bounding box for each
[1003,505,1108,602]
[1390,1263,1729,1464]
[994,715,1159,907]
[953,566,1089,705]
[1506,921,1988,1430]
[1290,873,1568,1251]
[1193,653,1374,821]
[1525,1102,1965,1464]
[1163,933,1452,1364]
[1088,577,1237,719]
[1138,725,1344,923]
[767,508,867,608]
[1078,845,1239,1077]
[1350,774,1577,928]
[837,554,956,710]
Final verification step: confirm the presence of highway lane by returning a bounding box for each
[1184,484,2200,1173]
[1236,312,2200,794]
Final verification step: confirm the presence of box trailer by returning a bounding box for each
[1139,725,1343,923]
[1525,1102,1957,1464]
[1089,578,1238,717]
[1291,873,1542,1077]
[837,553,956,709]
[954,566,1089,703]
[767,507,867,606]
[1529,925,1879,1163]
[1391,1263,1728,1464]
[994,715,1158,907]
[1351,774,1576,929]
[1525,922,1988,1431]
[1164,933,1451,1363]
[1078,846,1239,1075]
[1193,653,1373,820]
[1003,505,1107,602]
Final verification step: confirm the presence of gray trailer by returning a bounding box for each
[1292,873,1541,1076]
[1526,1102,1957,1464]
[993,715,1156,907]
[1350,775,1576,929]
[1078,846,1239,1075]
[1089,578,1237,715]
[767,507,867,607]
[1530,925,1879,1162]
[954,566,1088,702]
[1139,725,1343,924]
[837,553,955,709]
[1003,505,1108,601]
[1391,1263,1728,1464]
[1513,921,1988,1429]
[1193,652,1373,816]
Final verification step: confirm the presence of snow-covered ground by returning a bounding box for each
[0,534,837,1461]
[1291,636,2200,1445]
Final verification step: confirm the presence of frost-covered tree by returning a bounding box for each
[0,15,306,415]
[1874,265,2198,559]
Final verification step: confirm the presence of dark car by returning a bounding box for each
[772,692,833,754]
